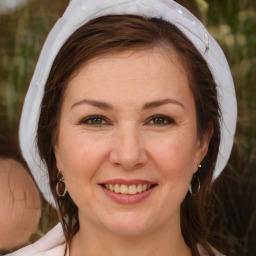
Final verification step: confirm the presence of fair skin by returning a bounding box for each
[55,48,212,256]
[0,159,41,250]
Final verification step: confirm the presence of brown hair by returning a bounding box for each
[37,15,220,256]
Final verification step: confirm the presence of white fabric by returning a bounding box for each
[19,0,237,206]
[5,223,66,256]
[198,245,225,256]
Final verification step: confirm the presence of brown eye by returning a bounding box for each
[90,117,103,124]
[153,117,167,124]
[149,115,175,125]
[80,115,107,126]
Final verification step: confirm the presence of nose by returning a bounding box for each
[109,125,148,170]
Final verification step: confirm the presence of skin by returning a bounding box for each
[0,158,41,250]
[54,48,212,256]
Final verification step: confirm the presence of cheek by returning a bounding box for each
[59,126,106,162]
[57,134,110,209]
[57,130,109,184]
[154,133,197,160]
[148,131,197,181]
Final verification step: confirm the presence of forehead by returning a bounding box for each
[64,48,192,107]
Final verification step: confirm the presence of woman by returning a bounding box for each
[8,0,237,255]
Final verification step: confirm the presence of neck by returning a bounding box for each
[70,215,191,256]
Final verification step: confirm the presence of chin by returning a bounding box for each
[101,213,153,236]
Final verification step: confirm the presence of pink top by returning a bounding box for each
[6,223,66,256]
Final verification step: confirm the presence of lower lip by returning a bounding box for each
[101,186,156,204]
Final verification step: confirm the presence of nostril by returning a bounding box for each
[109,148,148,171]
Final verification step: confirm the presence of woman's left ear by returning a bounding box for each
[196,122,214,163]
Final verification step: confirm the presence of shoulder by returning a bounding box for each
[5,223,66,256]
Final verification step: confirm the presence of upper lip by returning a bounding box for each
[99,179,156,186]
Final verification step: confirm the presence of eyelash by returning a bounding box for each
[79,114,175,127]
[148,114,176,126]
[79,115,108,126]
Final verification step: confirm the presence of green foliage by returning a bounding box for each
[195,1,256,255]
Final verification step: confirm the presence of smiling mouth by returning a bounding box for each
[101,183,156,195]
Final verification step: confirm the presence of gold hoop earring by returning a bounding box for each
[189,164,201,196]
[56,169,67,197]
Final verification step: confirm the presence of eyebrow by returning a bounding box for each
[142,99,185,110]
[71,99,114,110]
[71,98,184,110]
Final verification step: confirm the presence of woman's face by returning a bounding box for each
[54,48,210,236]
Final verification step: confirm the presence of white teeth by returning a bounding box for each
[114,184,120,193]
[137,184,142,193]
[120,184,128,195]
[104,184,154,194]
[109,184,114,192]
[142,184,147,192]
[128,185,137,195]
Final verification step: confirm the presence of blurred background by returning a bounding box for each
[0,0,255,255]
